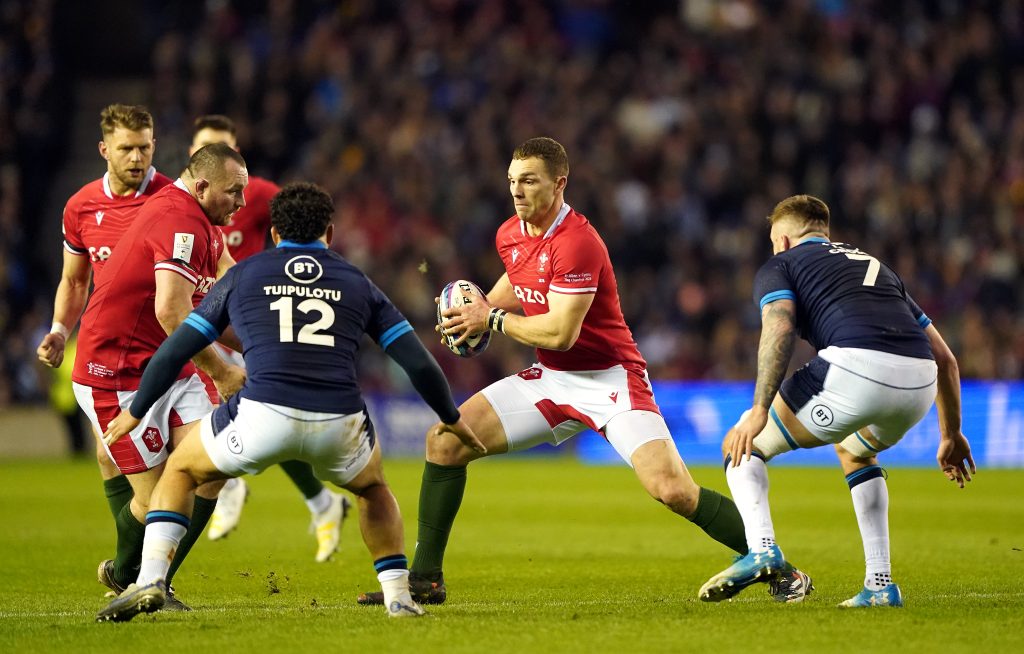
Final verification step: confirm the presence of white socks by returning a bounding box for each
[725,456,776,553]
[137,521,187,586]
[378,569,411,606]
[306,488,333,515]
[850,476,892,590]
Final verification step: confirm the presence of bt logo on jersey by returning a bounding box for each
[514,285,547,305]
[285,255,324,284]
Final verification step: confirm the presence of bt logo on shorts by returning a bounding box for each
[514,285,546,305]
[811,405,834,427]
[227,430,243,454]
[141,427,163,453]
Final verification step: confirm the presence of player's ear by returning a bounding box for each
[555,175,567,193]
[98,140,109,160]
[270,226,281,245]
[195,177,210,199]
[324,223,334,246]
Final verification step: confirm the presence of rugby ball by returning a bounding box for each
[437,279,491,358]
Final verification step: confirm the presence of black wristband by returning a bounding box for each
[488,308,508,333]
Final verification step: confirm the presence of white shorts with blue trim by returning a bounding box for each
[200,398,375,486]
[779,346,937,456]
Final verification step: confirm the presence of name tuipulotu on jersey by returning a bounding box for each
[262,285,342,302]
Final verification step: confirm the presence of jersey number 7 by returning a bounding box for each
[845,253,880,286]
[269,297,335,346]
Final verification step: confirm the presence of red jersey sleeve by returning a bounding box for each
[548,235,603,295]
[61,201,87,255]
[147,213,210,286]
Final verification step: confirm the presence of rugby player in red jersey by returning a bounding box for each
[358,137,812,606]
[186,115,350,560]
[72,143,247,610]
[36,103,172,552]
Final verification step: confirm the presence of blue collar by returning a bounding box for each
[802,236,830,244]
[276,240,327,249]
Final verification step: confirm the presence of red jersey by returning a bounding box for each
[73,180,223,391]
[62,167,173,273]
[495,204,647,371]
[219,175,278,261]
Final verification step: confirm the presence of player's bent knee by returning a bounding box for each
[749,417,795,462]
[425,425,477,465]
[837,430,890,459]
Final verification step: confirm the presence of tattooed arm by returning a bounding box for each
[753,299,798,409]
[726,298,798,465]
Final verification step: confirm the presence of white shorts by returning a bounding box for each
[200,398,375,486]
[73,374,214,474]
[480,363,671,465]
[780,346,938,455]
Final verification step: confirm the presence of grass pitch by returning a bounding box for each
[1,457,1022,653]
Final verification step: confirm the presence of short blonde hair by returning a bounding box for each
[99,104,154,137]
[768,194,830,229]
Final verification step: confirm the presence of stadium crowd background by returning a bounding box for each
[1,0,1022,410]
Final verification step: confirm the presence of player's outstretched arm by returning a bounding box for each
[37,251,92,368]
[383,331,485,454]
[728,298,797,466]
[925,324,975,487]
[103,323,213,446]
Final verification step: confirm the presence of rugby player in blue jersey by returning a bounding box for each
[699,194,975,608]
[95,183,484,621]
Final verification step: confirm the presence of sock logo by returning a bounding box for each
[609,391,618,403]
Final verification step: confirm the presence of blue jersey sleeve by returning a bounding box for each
[365,278,413,350]
[752,257,796,311]
[189,263,239,340]
[904,292,931,329]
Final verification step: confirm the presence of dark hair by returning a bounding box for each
[270,182,335,243]
[768,194,830,229]
[187,142,245,180]
[100,104,154,137]
[193,114,236,137]
[512,137,569,178]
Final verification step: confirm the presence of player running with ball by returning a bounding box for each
[358,137,811,607]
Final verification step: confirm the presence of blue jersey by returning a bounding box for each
[752,237,933,360]
[185,240,413,414]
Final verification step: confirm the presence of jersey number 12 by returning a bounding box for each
[269,297,335,346]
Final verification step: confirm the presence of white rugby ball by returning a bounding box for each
[437,279,491,358]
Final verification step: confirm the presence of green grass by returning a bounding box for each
[1,457,1022,653]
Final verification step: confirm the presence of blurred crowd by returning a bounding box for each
[3,0,1023,408]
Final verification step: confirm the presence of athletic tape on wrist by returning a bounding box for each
[488,308,507,333]
[50,322,69,339]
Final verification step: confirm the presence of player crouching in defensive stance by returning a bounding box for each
[698,195,975,607]
[96,183,484,622]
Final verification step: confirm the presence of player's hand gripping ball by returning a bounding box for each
[437,279,491,357]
